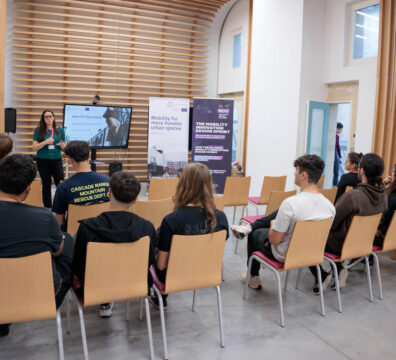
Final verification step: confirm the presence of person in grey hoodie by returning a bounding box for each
[310,153,388,289]
[72,171,156,317]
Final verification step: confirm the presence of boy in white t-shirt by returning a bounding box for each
[232,155,335,294]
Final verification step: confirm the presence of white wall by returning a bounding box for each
[323,0,378,154]
[217,0,249,94]
[246,0,304,194]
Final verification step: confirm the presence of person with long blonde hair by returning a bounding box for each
[150,162,229,309]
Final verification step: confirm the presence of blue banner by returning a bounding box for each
[191,98,233,193]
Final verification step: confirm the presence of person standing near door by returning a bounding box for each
[333,122,343,186]
[32,110,66,208]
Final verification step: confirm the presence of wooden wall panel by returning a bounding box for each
[11,0,229,179]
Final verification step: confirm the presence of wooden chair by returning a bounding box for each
[132,198,174,229]
[24,180,43,207]
[372,212,396,300]
[0,252,64,359]
[319,186,337,203]
[148,177,179,201]
[324,213,382,313]
[244,218,333,327]
[213,195,225,211]
[67,237,154,360]
[248,176,287,214]
[67,202,109,236]
[318,175,325,189]
[150,230,227,359]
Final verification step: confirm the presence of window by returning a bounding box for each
[232,33,242,69]
[353,3,380,59]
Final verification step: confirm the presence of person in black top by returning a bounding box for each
[335,152,362,203]
[0,155,73,337]
[73,171,156,317]
[375,164,396,246]
[150,162,229,309]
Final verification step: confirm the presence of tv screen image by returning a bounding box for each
[63,104,132,149]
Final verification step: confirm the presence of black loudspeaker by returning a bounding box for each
[5,108,16,133]
[109,162,122,176]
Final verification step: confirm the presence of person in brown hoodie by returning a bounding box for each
[311,153,387,290]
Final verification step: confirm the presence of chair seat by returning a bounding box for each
[241,215,265,224]
[324,252,341,260]
[248,196,262,205]
[149,266,165,292]
[372,245,382,252]
[252,251,284,270]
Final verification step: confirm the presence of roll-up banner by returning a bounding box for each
[191,98,234,193]
[147,97,190,178]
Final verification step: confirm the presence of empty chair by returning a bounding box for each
[148,177,179,201]
[132,198,174,229]
[24,180,43,207]
[248,176,287,214]
[319,186,337,203]
[324,213,382,313]
[68,237,154,360]
[150,230,227,359]
[67,202,109,236]
[243,218,333,327]
[0,252,64,359]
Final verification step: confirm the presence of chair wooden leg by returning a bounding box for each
[56,309,65,360]
[372,252,383,300]
[215,286,225,347]
[153,284,168,360]
[144,297,155,360]
[328,259,342,313]
[316,265,326,317]
[365,256,373,302]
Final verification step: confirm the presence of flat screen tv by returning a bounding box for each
[63,104,132,149]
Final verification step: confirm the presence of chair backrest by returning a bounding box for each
[0,252,56,323]
[345,186,353,193]
[132,198,174,229]
[283,218,333,270]
[67,202,110,236]
[316,175,325,189]
[318,186,337,203]
[340,213,382,260]
[259,176,287,204]
[381,212,396,252]
[213,195,225,211]
[24,180,43,207]
[84,237,150,306]
[223,176,251,206]
[148,177,179,201]
[164,230,227,293]
[264,190,297,216]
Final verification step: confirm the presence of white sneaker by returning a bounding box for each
[99,302,114,318]
[240,273,262,290]
[338,268,349,289]
[231,224,252,239]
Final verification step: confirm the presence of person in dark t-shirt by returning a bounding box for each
[52,140,109,229]
[335,152,362,203]
[0,155,73,337]
[73,171,156,318]
[151,162,229,309]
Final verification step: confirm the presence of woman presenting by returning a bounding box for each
[32,109,66,208]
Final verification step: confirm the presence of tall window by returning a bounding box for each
[353,4,380,59]
[233,33,242,68]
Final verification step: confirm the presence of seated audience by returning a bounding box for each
[311,153,388,289]
[0,133,13,160]
[151,162,229,309]
[374,163,396,247]
[334,152,362,203]
[0,155,73,337]
[232,155,335,294]
[73,171,156,317]
[52,140,110,229]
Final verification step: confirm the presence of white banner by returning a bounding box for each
[148,97,190,178]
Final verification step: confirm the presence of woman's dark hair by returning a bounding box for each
[359,153,384,186]
[387,164,396,197]
[110,172,141,204]
[337,122,343,129]
[293,154,324,184]
[37,109,60,142]
[347,152,363,171]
